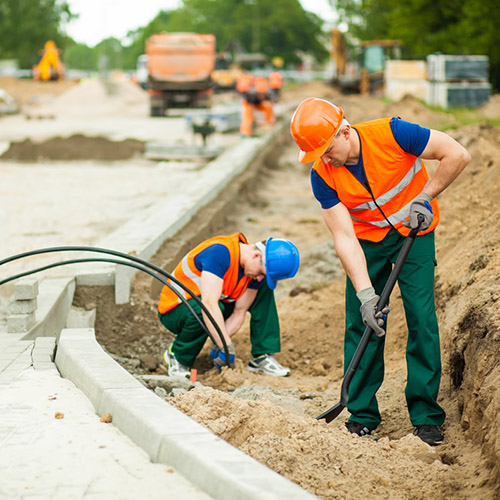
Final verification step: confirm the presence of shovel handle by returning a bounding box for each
[317,216,424,422]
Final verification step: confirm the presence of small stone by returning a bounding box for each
[100,413,112,423]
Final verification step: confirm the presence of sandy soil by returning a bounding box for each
[3,76,500,498]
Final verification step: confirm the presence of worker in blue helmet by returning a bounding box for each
[158,233,300,378]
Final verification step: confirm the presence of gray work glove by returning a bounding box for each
[403,192,433,230]
[357,287,389,338]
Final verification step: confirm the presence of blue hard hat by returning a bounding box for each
[264,237,300,290]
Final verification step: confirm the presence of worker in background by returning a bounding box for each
[158,233,300,379]
[237,75,275,137]
[269,71,283,102]
[290,98,470,446]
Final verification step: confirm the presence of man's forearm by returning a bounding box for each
[224,309,246,338]
[334,234,372,293]
[202,304,231,347]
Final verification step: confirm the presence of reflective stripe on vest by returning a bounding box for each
[313,118,439,242]
[158,233,251,314]
[350,181,429,228]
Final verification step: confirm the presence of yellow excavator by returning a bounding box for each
[33,41,65,81]
[331,29,402,95]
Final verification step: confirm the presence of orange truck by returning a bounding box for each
[145,32,216,116]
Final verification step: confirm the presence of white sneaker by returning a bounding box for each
[247,354,290,377]
[164,343,190,379]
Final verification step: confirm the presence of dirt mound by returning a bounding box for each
[171,386,449,500]
[383,94,454,127]
[0,134,144,161]
[478,93,500,119]
[40,77,148,118]
[0,76,77,107]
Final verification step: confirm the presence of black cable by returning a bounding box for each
[0,256,217,346]
[0,246,230,364]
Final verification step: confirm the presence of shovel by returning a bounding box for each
[317,215,424,423]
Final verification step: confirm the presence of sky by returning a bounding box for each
[63,0,337,47]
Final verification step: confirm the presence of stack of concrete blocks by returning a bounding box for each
[426,54,491,109]
[384,60,429,102]
[7,279,39,333]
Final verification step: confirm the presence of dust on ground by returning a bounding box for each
[8,77,500,498]
[1,135,144,161]
[0,76,77,107]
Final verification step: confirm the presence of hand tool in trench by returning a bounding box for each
[316,215,424,423]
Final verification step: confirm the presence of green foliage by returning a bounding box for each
[121,11,172,69]
[155,0,328,66]
[331,0,500,90]
[63,43,97,71]
[95,38,123,71]
[0,0,74,68]
[0,0,328,72]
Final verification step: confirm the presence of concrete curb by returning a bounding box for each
[55,328,318,500]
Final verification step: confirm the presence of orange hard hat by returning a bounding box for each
[269,71,282,88]
[254,76,269,93]
[290,98,344,163]
[236,74,254,93]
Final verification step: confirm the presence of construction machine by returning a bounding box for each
[211,52,245,91]
[32,41,65,81]
[330,29,402,95]
[359,39,402,94]
[145,32,216,116]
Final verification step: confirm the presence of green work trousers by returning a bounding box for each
[158,282,281,367]
[345,229,446,430]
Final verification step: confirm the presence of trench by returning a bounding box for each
[73,104,500,498]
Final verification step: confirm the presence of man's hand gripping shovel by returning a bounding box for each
[316,215,425,423]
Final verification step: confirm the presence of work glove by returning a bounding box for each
[357,287,389,338]
[210,342,235,370]
[403,193,433,230]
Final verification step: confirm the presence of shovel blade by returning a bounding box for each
[316,402,345,423]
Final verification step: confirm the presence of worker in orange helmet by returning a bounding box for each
[237,75,275,137]
[268,71,283,102]
[290,97,471,446]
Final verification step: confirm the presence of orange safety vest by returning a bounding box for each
[313,118,439,242]
[269,72,282,89]
[158,233,252,314]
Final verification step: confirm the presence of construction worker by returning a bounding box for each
[158,233,300,379]
[237,75,275,137]
[290,98,470,446]
[269,71,283,102]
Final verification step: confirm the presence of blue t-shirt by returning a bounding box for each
[194,244,262,290]
[310,117,431,209]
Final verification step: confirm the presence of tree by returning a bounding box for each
[121,10,172,70]
[0,0,74,68]
[63,42,97,71]
[163,0,328,66]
